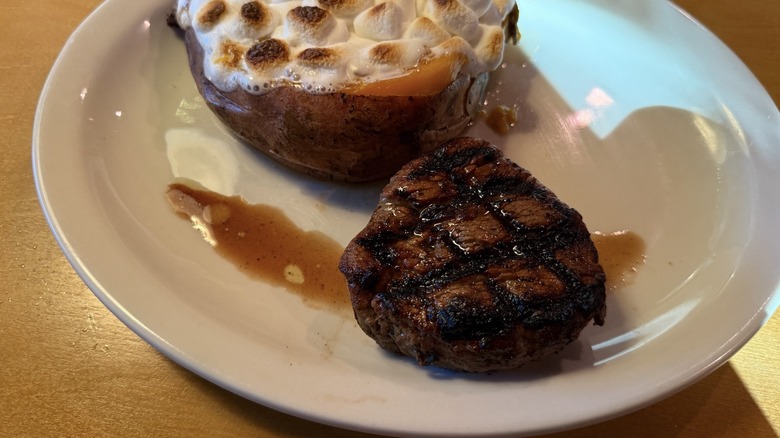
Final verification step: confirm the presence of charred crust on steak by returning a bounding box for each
[339,137,606,372]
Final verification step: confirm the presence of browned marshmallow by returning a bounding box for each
[286,6,345,45]
[196,0,227,29]
[296,46,345,69]
[354,2,406,41]
[246,38,291,71]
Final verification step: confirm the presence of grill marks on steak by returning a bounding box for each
[339,138,606,371]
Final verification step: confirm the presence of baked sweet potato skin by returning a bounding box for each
[184,29,489,182]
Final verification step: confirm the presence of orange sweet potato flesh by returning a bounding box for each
[346,53,467,97]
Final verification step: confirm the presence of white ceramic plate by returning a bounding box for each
[34,0,780,436]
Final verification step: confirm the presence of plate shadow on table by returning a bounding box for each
[545,362,778,438]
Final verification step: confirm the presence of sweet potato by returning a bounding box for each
[184,28,489,182]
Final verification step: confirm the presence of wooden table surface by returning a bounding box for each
[2,1,778,436]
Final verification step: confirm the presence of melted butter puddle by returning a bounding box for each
[591,230,646,292]
[167,183,350,312]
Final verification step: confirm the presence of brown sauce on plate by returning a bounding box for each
[167,183,349,311]
[482,104,518,135]
[167,183,644,308]
[591,230,646,292]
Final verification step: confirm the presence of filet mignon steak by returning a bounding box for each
[339,137,606,372]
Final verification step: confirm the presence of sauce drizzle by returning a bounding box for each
[591,230,646,292]
[167,183,349,311]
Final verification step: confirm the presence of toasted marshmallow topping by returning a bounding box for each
[353,2,406,41]
[284,6,350,45]
[176,0,518,94]
[317,0,374,17]
[232,1,277,38]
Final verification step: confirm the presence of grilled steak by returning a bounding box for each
[339,138,606,372]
